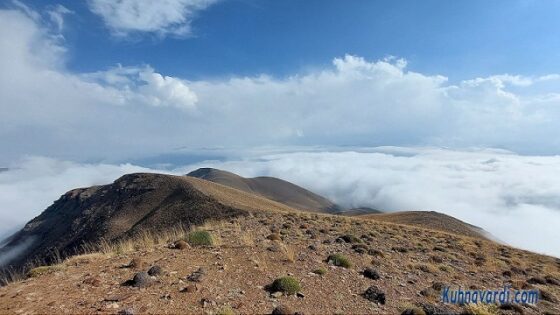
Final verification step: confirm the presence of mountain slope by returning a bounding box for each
[1,206,560,314]
[0,173,303,269]
[359,211,488,239]
[187,168,340,213]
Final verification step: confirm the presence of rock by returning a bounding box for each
[187,268,206,282]
[362,286,385,305]
[271,291,283,298]
[431,282,445,291]
[131,272,153,288]
[180,284,198,293]
[352,244,369,254]
[272,305,294,315]
[296,292,305,298]
[363,268,380,280]
[200,298,215,308]
[147,265,163,276]
[117,308,134,315]
[418,303,454,315]
[401,308,426,315]
[420,287,437,298]
[173,240,190,250]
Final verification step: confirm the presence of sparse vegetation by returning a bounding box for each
[462,303,498,315]
[27,265,65,278]
[313,267,327,275]
[217,305,235,315]
[271,276,302,295]
[187,230,215,246]
[327,254,352,268]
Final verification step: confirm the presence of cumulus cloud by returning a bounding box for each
[87,0,218,37]
[3,6,560,164]
[83,65,198,110]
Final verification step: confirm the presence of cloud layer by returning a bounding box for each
[87,0,218,37]
[2,148,560,258]
[182,147,560,257]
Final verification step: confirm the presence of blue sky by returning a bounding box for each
[2,1,560,256]
[1,0,560,164]
[11,0,560,81]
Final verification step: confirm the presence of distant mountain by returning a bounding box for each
[0,168,8,173]
[187,168,341,213]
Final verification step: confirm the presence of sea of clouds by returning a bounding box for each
[1,147,559,258]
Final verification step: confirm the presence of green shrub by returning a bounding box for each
[217,305,235,315]
[187,230,214,246]
[27,265,64,278]
[327,254,352,268]
[271,276,301,295]
[313,267,327,275]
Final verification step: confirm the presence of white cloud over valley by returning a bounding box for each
[2,148,560,258]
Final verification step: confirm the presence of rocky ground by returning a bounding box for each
[1,210,559,314]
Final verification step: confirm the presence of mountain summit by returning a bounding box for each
[187,168,340,213]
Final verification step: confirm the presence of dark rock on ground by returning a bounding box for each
[147,265,163,276]
[271,305,294,315]
[362,268,380,280]
[362,286,385,304]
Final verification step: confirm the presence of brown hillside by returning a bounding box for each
[187,168,340,213]
[360,211,488,240]
[1,209,559,314]
[0,173,302,270]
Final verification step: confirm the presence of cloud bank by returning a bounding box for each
[87,0,218,37]
[185,147,560,257]
[1,148,560,258]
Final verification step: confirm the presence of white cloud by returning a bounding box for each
[0,156,162,239]
[2,6,560,164]
[46,4,72,33]
[87,0,218,37]
[2,148,560,258]
[182,147,560,257]
[83,65,198,110]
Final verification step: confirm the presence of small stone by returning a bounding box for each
[272,305,294,315]
[131,272,153,288]
[187,268,206,282]
[147,265,163,276]
[180,284,198,293]
[363,268,380,280]
[173,240,190,250]
[296,292,305,298]
[117,308,134,315]
[271,291,283,298]
[362,286,386,305]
